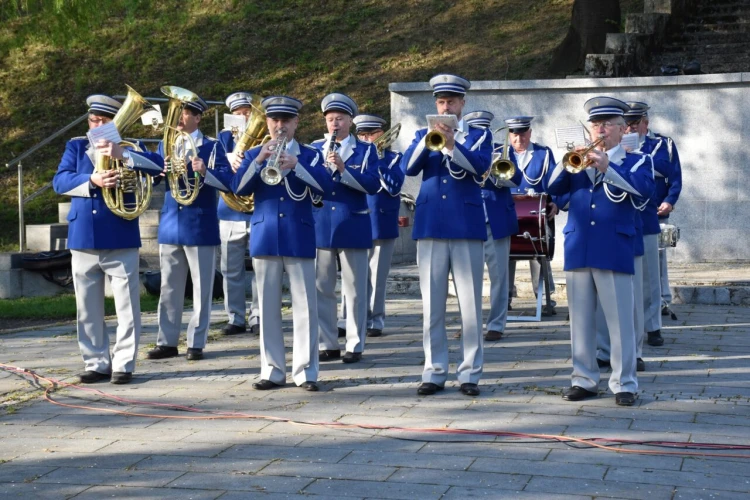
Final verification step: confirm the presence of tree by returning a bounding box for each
[549,0,621,75]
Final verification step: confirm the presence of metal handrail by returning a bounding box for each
[6,93,227,252]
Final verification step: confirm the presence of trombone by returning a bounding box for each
[373,123,401,158]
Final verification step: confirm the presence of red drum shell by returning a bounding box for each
[510,194,555,259]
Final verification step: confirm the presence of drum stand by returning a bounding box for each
[507,256,554,322]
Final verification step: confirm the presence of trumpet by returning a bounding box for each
[373,123,401,159]
[562,136,606,174]
[483,127,516,183]
[425,128,446,151]
[261,134,287,185]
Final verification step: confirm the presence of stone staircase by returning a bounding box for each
[650,1,750,74]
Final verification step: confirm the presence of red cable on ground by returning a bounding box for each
[2,363,749,459]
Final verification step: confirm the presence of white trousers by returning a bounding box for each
[642,234,662,332]
[659,246,672,306]
[157,244,216,349]
[254,256,319,386]
[219,220,259,327]
[597,255,645,360]
[71,248,141,374]
[417,238,484,385]
[483,224,511,332]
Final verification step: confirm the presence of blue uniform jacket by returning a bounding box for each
[156,132,233,246]
[217,129,253,222]
[311,135,380,249]
[545,145,655,275]
[653,131,682,220]
[637,133,673,234]
[231,139,331,258]
[401,124,492,241]
[53,138,163,250]
[482,141,523,240]
[368,149,405,240]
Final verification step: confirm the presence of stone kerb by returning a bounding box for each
[389,73,750,263]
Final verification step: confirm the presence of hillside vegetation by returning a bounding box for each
[0,0,642,250]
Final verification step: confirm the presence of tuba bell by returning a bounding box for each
[222,95,268,211]
[161,85,202,206]
[94,85,155,220]
[482,127,516,184]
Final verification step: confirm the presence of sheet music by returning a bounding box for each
[87,121,122,150]
[224,113,246,134]
[140,104,163,127]
[555,126,586,149]
[620,132,639,151]
[426,114,458,131]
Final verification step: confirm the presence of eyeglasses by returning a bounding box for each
[591,121,618,129]
[87,116,110,125]
[626,119,641,128]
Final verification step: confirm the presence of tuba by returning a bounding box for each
[223,95,268,211]
[95,85,155,220]
[373,123,401,159]
[562,136,606,173]
[161,86,202,206]
[482,127,516,184]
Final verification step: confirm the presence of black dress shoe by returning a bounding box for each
[366,328,382,337]
[615,392,636,406]
[253,379,284,390]
[342,351,362,363]
[319,349,341,361]
[636,358,646,372]
[562,386,598,401]
[647,330,664,346]
[186,348,204,361]
[460,383,480,396]
[147,346,179,360]
[484,330,503,341]
[110,372,132,384]
[507,302,513,311]
[222,324,247,336]
[337,327,347,338]
[417,382,444,395]
[597,358,611,369]
[300,381,319,392]
[77,371,110,384]
[661,305,669,316]
[249,324,260,335]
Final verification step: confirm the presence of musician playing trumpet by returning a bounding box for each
[312,93,380,364]
[336,115,404,338]
[231,96,332,391]
[401,74,492,397]
[545,97,654,407]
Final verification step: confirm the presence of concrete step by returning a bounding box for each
[668,30,750,44]
[140,224,159,240]
[25,224,68,252]
[684,20,750,32]
[138,209,161,226]
[140,238,160,257]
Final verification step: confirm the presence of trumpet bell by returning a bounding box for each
[490,158,516,181]
[562,151,587,174]
[425,129,446,151]
[261,166,282,185]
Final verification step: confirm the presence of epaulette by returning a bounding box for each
[301,143,319,152]
[205,135,218,142]
[311,138,325,145]
[71,136,87,140]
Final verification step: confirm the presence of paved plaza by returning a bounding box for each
[1,294,749,499]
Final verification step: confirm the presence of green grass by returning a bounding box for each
[0,293,162,320]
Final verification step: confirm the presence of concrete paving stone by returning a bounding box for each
[672,486,750,500]
[218,493,346,500]
[470,456,607,480]
[258,460,397,482]
[144,415,273,433]
[680,456,750,476]
[606,466,750,492]
[7,450,149,469]
[400,406,518,423]
[303,478,449,499]
[165,471,313,493]
[575,406,697,423]
[525,476,676,499]
[546,448,684,470]
[0,424,79,439]
[70,485,224,499]
[214,443,350,463]
[689,433,750,446]
[34,467,184,487]
[67,426,196,443]
[387,467,531,489]
[630,419,750,439]
[33,413,161,429]
[258,420,382,437]
[336,414,457,432]
[298,434,425,453]
[0,437,116,455]
[95,439,232,458]
[0,465,57,483]
[420,442,552,460]
[340,449,474,471]
[0,482,90,498]
[441,487,591,499]
[511,412,634,431]
[694,412,750,426]
[135,455,272,474]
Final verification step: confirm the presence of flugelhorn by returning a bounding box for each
[95,85,155,220]
[483,126,516,183]
[161,86,202,205]
[261,134,286,186]
[373,123,401,159]
[562,135,605,174]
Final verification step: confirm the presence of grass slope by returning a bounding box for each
[0,0,643,250]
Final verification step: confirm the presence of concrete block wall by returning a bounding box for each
[389,72,750,264]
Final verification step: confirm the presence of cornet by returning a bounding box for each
[562,135,606,174]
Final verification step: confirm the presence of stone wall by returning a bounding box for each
[389,72,750,264]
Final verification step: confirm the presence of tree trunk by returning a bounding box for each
[549,0,622,75]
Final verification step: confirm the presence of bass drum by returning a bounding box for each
[510,193,555,259]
